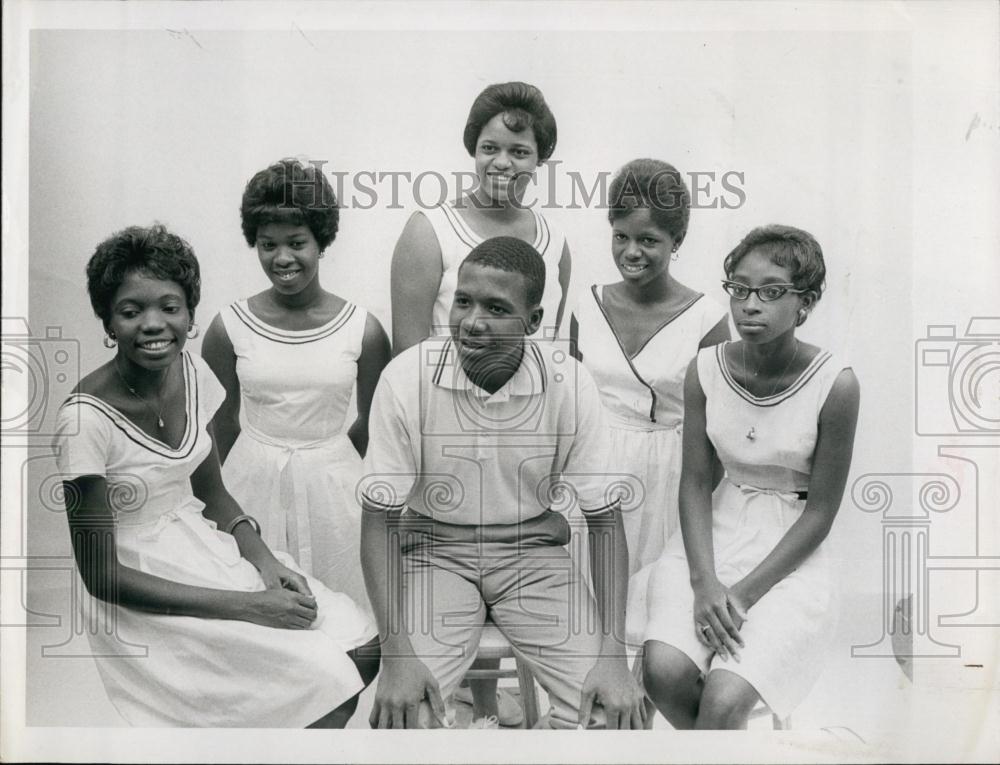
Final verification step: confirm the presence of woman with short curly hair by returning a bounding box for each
[54,223,379,727]
[202,158,391,614]
[391,81,571,353]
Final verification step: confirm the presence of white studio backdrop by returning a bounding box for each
[27,27,911,585]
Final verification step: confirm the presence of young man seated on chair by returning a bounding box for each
[359,237,645,730]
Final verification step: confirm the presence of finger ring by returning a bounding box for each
[699,624,711,633]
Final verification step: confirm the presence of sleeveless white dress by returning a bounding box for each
[573,286,726,643]
[644,342,849,718]
[53,352,375,727]
[219,299,371,612]
[422,201,568,339]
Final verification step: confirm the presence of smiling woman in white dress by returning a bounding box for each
[53,224,378,727]
[391,81,571,352]
[202,159,391,611]
[642,225,861,729]
[570,159,729,649]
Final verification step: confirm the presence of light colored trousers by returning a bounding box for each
[393,510,607,729]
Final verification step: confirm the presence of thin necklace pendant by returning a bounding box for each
[741,340,800,397]
[739,340,800,445]
[116,360,169,429]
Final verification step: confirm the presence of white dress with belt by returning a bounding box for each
[644,342,848,717]
[53,352,375,727]
[219,299,371,612]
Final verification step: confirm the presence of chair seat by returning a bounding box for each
[477,623,515,658]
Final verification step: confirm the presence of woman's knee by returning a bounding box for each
[696,670,760,729]
[642,640,700,698]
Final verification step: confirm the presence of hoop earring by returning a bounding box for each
[671,250,679,261]
[103,333,117,349]
[187,323,200,339]
[796,308,808,326]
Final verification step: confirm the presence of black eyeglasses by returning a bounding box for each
[721,280,807,302]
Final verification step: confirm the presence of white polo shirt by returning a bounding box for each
[360,336,617,525]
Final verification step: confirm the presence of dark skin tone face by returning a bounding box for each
[449,262,543,394]
[108,271,190,379]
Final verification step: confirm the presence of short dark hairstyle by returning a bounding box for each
[608,158,691,246]
[463,82,558,162]
[86,223,201,329]
[723,224,827,300]
[240,158,339,250]
[459,236,546,307]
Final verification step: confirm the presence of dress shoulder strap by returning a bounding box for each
[423,202,478,272]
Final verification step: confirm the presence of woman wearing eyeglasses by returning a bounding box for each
[641,225,860,729]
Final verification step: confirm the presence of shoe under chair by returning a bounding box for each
[458,618,540,729]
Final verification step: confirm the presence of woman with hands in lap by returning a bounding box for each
[54,224,378,727]
[641,225,860,729]
[202,158,390,611]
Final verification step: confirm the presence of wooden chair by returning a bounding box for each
[462,619,541,728]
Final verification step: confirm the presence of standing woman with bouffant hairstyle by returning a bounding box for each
[388,81,571,728]
[642,225,860,729]
[202,158,391,613]
[570,159,730,654]
[53,224,379,727]
[391,80,571,351]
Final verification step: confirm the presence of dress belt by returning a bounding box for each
[242,424,346,575]
[736,484,808,501]
[131,496,243,565]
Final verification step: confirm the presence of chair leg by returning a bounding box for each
[514,657,540,729]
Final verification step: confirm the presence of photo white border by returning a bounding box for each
[3,1,998,762]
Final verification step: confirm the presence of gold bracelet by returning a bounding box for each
[224,513,261,535]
